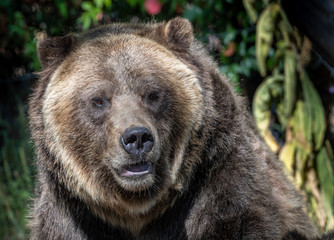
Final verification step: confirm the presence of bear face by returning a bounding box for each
[34,22,205,228]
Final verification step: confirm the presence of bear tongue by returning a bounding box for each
[121,162,152,177]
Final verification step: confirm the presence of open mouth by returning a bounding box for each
[119,162,153,177]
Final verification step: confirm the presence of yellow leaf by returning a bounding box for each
[279,140,296,175]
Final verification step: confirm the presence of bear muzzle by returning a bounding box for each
[121,126,154,155]
[120,126,154,177]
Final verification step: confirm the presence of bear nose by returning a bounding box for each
[121,127,154,155]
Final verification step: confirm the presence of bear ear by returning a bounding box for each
[37,33,77,69]
[164,17,194,49]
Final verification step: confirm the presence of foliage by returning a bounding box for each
[1,0,259,90]
[0,102,34,239]
[78,0,112,29]
[245,0,334,231]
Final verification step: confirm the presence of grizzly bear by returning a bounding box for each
[28,18,319,239]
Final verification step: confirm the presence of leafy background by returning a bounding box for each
[0,0,333,239]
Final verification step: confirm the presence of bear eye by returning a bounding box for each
[145,90,166,114]
[147,91,160,103]
[92,98,104,108]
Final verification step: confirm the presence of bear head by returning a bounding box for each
[29,18,226,232]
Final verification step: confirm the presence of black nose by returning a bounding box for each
[121,127,154,155]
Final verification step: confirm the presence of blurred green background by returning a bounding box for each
[0,0,333,239]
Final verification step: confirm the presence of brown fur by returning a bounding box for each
[29,18,318,239]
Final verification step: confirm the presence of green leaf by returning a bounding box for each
[292,100,312,178]
[24,39,41,71]
[56,0,68,18]
[295,147,307,187]
[182,5,202,22]
[301,71,326,150]
[256,3,280,77]
[223,30,237,45]
[273,40,287,68]
[276,102,286,126]
[104,0,112,9]
[283,50,297,121]
[326,140,334,159]
[78,13,92,30]
[243,0,257,23]
[82,1,94,11]
[253,75,284,152]
[292,100,312,154]
[279,6,293,36]
[278,18,291,43]
[317,146,334,229]
[9,12,25,38]
[126,0,144,7]
[94,0,104,9]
